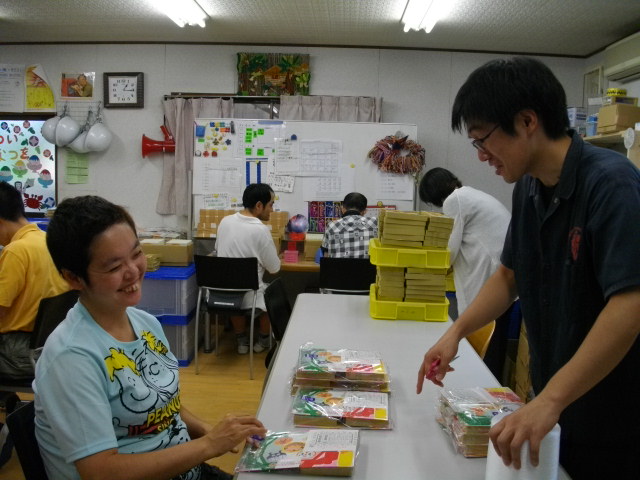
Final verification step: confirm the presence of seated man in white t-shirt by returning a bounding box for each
[216,184,281,354]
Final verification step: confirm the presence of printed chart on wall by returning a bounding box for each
[192,119,418,233]
[0,118,57,215]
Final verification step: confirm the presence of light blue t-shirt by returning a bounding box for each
[33,302,200,480]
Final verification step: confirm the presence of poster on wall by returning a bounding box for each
[0,64,25,113]
[0,118,57,216]
[237,53,310,96]
[25,65,56,112]
[60,72,95,99]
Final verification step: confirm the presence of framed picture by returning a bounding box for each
[103,72,144,108]
[60,72,95,100]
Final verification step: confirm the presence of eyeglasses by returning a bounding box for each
[471,124,499,153]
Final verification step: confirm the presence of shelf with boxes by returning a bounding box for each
[584,128,640,169]
[368,210,453,322]
[195,208,289,253]
[137,264,198,366]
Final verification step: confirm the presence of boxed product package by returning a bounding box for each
[602,95,638,106]
[296,344,388,383]
[140,239,193,266]
[567,107,586,127]
[597,104,640,134]
[292,388,390,429]
[437,387,524,458]
[236,429,359,477]
[304,233,324,260]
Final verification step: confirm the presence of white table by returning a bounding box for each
[240,294,570,479]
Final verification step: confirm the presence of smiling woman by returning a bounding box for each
[33,195,266,480]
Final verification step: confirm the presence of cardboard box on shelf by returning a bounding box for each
[597,104,640,134]
[602,95,638,106]
[140,239,194,266]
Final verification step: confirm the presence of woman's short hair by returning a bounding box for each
[47,196,136,283]
[419,168,462,207]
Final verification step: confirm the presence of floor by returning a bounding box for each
[0,330,269,479]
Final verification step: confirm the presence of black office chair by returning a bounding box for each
[319,257,376,295]
[0,290,79,394]
[6,401,49,480]
[263,278,292,370]
[193,255,260,379]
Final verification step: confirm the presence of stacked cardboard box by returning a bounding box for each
[140,239,194,266]
[596,104,640,134]
[423,213,454,248]
[379,210,429,247]
[303,233,324,260]
[378,210,454,249]
[196,209,235,238]
[371,210,453,307]
[404,267,447,302]
[376,266,405,301]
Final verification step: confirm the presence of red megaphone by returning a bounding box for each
[142,125,176,157]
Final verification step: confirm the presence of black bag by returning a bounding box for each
[207,291,246,310]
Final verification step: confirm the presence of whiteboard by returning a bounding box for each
[192,119,418,227]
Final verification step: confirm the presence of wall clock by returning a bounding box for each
[103,72,144,108]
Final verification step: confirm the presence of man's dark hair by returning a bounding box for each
[342,192,368,213]
[0,182,26,221]
[419,168,462,207]
[47,196,136,283]
[451,56,569,140]
[242,183,274,209]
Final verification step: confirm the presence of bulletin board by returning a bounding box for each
[192,119,418,230]
[0,117,58,216]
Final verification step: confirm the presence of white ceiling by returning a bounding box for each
[1,0,639,57]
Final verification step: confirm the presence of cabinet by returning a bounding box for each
[584,129,640,168]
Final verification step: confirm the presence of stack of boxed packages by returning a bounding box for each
[237,343,389,476]
[196,209,287,251]
[437,387,524,457]
[265,210,289,253]
[291,344,391,430]
[196,209,235,238]
[596,89,640,135]
[140,239,193,266]
[236,429,359,476]
[369,210,454,321]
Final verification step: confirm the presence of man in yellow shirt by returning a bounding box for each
[0,183,69,380]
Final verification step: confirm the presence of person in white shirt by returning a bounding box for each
[419,168,510,315]
[216,184,281,354]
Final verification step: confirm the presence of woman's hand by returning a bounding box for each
[205,414,266,457]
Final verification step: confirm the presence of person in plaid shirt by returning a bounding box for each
[321,192,378,258]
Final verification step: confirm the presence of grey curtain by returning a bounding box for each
[279,95,382,122]
[157,98,234,215]
[158,95,381,215]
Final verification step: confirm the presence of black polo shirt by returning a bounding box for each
[502,131,640,443]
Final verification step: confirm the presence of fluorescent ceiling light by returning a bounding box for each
[401,0,452,34]
[156,0,208,28]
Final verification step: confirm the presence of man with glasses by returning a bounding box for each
[416,56,640,479]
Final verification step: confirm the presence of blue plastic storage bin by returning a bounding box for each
[138,264,197,319]
[157,310,197,367]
